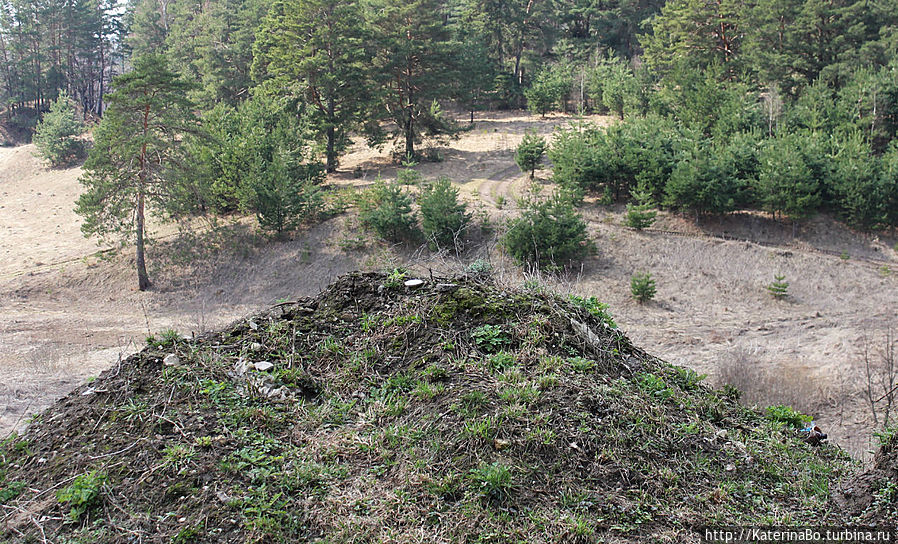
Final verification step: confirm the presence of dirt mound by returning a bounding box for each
[1,272,857,542]
[835,430,898,523]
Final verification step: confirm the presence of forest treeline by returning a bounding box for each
[1,0,657,140]
[0,0,123,122]
[7,0,898,286]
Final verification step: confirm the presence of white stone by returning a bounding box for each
[404,279,425,289]
[163,353,179,367]
[233,359,250,375]
[253,361,275,372]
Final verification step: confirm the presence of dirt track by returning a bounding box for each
[2,111,897,458]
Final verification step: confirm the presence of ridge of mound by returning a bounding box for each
[1,272,859,543]
[835,429,898,524]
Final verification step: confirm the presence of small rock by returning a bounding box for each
[250,342,263,351]
[725,463,736,472]
[254,361,275,372]
[715,429,728,441]
[404,279,425,289]
[163,353,180,367]
[233,359,250,375]
[267,387,286,399]
[248,321,259,331]
[436,283,458,293]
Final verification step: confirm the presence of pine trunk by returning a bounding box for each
[136,190,151,291]
[405,116,414,159]
[136,103,151,291]
[326,96,336,172]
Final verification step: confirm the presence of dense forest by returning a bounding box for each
[5,0,898,284]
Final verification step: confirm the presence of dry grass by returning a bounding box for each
[713,346,849,415]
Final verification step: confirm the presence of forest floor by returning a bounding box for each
[1,110,897,458]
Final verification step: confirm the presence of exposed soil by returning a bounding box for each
[835,429,898,523]
[1,110,897,463]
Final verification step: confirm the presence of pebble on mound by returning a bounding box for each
[0,272,857,543]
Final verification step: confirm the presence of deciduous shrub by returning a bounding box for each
[57,470,106,522]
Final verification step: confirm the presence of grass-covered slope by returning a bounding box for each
[1,272,860,543]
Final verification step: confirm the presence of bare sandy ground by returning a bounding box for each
[0,146,101,277]
[2,111,897,460]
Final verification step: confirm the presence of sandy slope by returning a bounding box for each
[1,112,897,459]
[0,145,101,277]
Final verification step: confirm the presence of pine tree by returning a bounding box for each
[766,273,789,298]
[525,65,571,117]
[625,187,657,230]
[33,91,85,166]
[75,54,199,291]
[630,272,657,303]
[514,131,546,179]
[641,0,746,77]
[253,0,369,172]
[757,133,821,223]
[367,0,459,159]
[419,177,469,250]
[358,180,419,242]
[502,191,590,269]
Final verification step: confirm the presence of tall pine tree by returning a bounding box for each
[367,0,459,159]
[253,0,369,172]
[76,54,199,290]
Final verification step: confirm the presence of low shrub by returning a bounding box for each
[502,191,590,269]
[358,180,419,242]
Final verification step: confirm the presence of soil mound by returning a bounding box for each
[1,272,857,542]
[835,430,898,523]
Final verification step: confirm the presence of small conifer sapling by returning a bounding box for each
[514,131,547,179]
[766,273,789,299]
[631,272,656,303]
